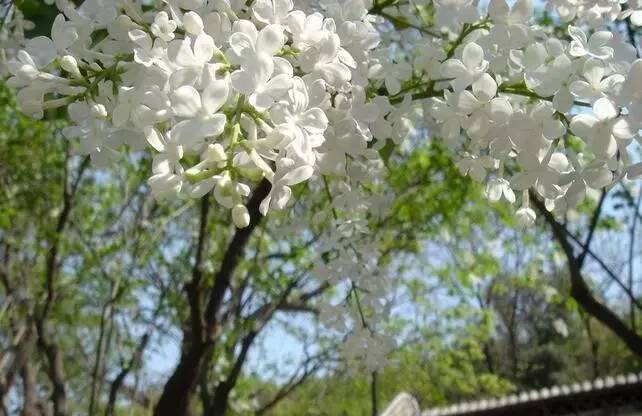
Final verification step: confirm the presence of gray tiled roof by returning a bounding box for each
[420,372,642,416]
[381,392,421,416]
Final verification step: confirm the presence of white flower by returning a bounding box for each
[149,160,184,199]
[151,11,177,42]
[509,103,565,153]
[570,98,635,160]
[183,12,204,36]
[568,26,614,60]
[7,50,41,84]
[516,206,536,227]
[260,158,314,215]
[511,151,567,199]
[63,102,121,167]
[169,82,228,148]
[453,73,512,140]
[287,11,326,48]
[621,59,642,102]
[210,175,251,209]
[430,92,466,141]
[168,33,216,70]
[520,42,574,112]
[486,177,516,203]
[203,12,232,42]
[559,158,613,207]
[145,127,183,161]
[148,146,185,200]
[24,14,77,68]
[252,0,294,25]
[60,55,81,78]
[488,0,532,49]
[228,21,286,65]
[441,42,489,92]
[297,31,353,87]
[270,78,328,164]
[570,59,624,102]
[229,22,292,109]
[206,143,227,163]
[457,153,497,182]
[129,29,165,68]
[344,87,379,129]
[369,50,413,95]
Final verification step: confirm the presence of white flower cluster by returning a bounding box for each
[427,0,642,222]
[5,0,642,229]
[0,6,33,73]
[6,0,393,228]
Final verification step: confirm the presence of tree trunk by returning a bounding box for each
[153,343,207,416]
[21,363,39,416]
[154,180,271,416]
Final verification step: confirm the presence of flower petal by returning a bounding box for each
[171,85,202,117]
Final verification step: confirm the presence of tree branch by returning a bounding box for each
[185,195,211,347]
[628,187,642,329]
[255,351,329,416]
[204,179,271,334]
[206,276,302,416]
[36,155,90,416]
[104,333,151,416]
[154,179,271,416]
[577,190,606,267]
[532,196,642,357]
[530,193,642,311]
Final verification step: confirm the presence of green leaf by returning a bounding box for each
[378,138,396,167]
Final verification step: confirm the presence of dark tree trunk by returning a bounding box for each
[153,343,207,416]
[208,384,232,416]
[153,180,271,416]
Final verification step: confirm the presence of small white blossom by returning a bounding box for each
[151,11,177,42]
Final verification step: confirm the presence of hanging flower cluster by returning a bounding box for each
[4,0,642,228]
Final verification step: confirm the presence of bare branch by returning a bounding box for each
[532,196,642,357]
[185,195,211,347]
[104,333,151,416]
[628,187,642,329]
[577,190,606,267]
[255,351,330,415]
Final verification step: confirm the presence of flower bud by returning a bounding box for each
[207,143,227,162]
[232,204,250,228]
[60,55,81,78]
[516,207,536,227]
[185,166,202,177]
[183,12,204,36]
[115,14,133,27]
